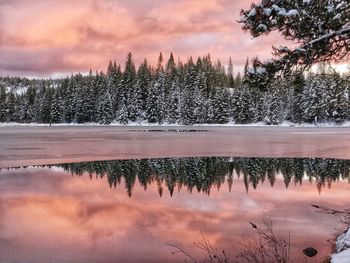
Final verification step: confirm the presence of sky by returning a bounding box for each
[0,0,311,77]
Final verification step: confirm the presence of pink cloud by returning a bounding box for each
[0,0,288,77]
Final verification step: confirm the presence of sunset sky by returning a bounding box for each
[1,0,291,77]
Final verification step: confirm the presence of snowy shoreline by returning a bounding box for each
[2,120,350,128]
[332,227,350,263]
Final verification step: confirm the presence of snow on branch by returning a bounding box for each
[239,0,350,82]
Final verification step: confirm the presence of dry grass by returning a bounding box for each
[168,220,291,263]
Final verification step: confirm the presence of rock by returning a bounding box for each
[303,247,318,257]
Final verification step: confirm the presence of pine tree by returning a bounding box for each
[137,59,152,111]
[232,86,256,124]
[240,0,350,80]
[40,87,53,123]
[325,74,348,123]
[6,92,16,122]
[146,81,159,123]
[243,57,249,79]
[212,88,230,124]
[51,90,63,123]
[0,86,7,122]
[263,91,283,125]
[181,59,197,125]
[165,78,180,123]
[128,80,143,122]
[146,73,166,124]
[301,76,328,123]
[118,52,137,123]
[290,74,305,123]
[227,57,235,88]
[97,93,114,124]
[64,76,77,123]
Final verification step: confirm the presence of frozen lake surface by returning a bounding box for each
[1,127,350,262]
[2,126,350,168]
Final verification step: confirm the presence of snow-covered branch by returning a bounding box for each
[239,0,350,81]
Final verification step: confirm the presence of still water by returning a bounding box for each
[1,157,350,263]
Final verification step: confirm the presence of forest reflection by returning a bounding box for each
[8,157,349,197]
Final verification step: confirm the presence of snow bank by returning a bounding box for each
[332,249,350,263]
[331,227,350,262]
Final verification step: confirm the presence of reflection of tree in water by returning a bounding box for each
[53,157,350,197]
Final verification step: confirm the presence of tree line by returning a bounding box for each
[5,157,350,196]
[0,52,349,125]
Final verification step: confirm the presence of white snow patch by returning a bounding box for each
[332,249,350,263]
[248,8,256,17]
[331,227,350,262]
[278,9,299,17]
[258,24,268,31]
[272,5,282,12]
[263,8,272,16]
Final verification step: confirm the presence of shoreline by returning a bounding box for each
[1,120,350,128]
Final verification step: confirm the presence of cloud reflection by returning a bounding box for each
[0,165,347,263]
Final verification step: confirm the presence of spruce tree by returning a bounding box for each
[137,59,152,111]
[212,88,230,124]
[227,57,235,88]
[6,92,16,122]
[263,91,283,125]
[51,90,63,123]
[97,93,114,124]
[118,52,137,123]
[0,86,7,122]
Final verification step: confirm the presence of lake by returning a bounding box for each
[1,156,349,263]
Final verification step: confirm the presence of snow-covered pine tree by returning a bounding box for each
[0,86,7,122]
[201,55,215,98]
[97,92,114,124]
[118,52,137,123]
[324,73,348,123]
[40,87,53,123]
[50,90,63,123]
[227,57,235,88]
[145,81,159,123]
[12,95,26,122]
[232,85,256,124]
[85,72,97,122]
[146,72,166,124]
[235,72,242,87]
[74,78,89,124]
[239,0,350,81]
[165,77,181,123]
[290,74,305,123]
[193,70,207,123]
[211,87,230,124]
[180,58,198,125]
[63,76,77,123]
[128,80,143,122]
[107,62,122,115]
[137,59,152,112]
[25,86,37,122]
[301,75,329,123]
[213,59,227,88]
[263,90,283,125]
